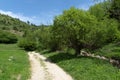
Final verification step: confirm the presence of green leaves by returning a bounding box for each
[89,2,108,20]
[53,7,99,54]
[52,6,120,55]
[18,37,37,51]
[0,30,17,43]
[109,0,120,21]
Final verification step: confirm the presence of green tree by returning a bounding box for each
[89,2,109,20]
[53,7,120,55]
[108,0,120,21]
[18,37,37,51]
[0,30,18,43]
[53,7,100,55]
[34,26,52,50]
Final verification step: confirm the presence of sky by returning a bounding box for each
[0,0,96,25]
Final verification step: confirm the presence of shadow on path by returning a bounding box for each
[47,52,76,63]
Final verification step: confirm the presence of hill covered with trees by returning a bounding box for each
[0,13,36,31]
[0,13,38,44]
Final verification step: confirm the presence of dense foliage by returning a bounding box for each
[89,2,108,20]
[18,37,37,51]
[19,0,120,55]
[52,7,120,55]
[108,0,120,21]
[0,30,17,43]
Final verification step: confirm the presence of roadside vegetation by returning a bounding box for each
[0,44,30,80]
[41,51,120,80]
[94,43,120,59]
[0,30,17,43]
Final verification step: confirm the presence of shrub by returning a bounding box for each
[0,30,17,43]
[18,38,37,51]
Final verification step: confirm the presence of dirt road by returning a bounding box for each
[28,52,73,80]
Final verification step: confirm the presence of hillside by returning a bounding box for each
[0,13,37,36]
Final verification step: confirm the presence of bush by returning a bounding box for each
[94,43,120,60]
[0,30,17,43]
[53,7,105,55]
[18,38,37,51]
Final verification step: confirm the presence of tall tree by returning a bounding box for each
[53,7,99,55]
[108,0,120,21]
[89,2,109,20]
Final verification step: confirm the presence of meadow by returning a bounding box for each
[0,44,30,80]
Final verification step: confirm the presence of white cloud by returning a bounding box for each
[0,10,45,25]
[0,9,58,25]
[0,10,36,23]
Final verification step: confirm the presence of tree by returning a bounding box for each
[91,0,120,21]
[0,30,18,43]
[89,2,109,20]
[108,0,120,21]
[53,7,99,55]
[53,7,120,55]
[34,26,52,50]
[18,37,37,51]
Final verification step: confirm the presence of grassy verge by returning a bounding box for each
[94,43,120,59]
[41,51,120,80]
[0,44,30,80]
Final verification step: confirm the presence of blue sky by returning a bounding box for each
[0,0,96,25]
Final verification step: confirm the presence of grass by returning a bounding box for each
[41,51,120,80]
[0,44,30,80]
[94,43,120,59]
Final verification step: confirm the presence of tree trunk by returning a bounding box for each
[75,47,81,56]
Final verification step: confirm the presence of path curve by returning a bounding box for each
[28,52,73,80]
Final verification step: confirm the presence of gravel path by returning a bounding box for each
[28,52,73,80]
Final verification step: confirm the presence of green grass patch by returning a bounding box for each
[94,43,120,59]
[42,51,120,80]
[0,44,30,80]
